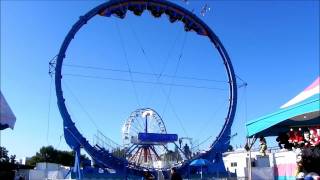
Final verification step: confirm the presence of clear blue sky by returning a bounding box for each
[1,0,319,159]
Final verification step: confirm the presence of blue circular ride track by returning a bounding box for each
[54,0,237,178]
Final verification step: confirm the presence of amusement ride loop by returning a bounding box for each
[54,0,237,178]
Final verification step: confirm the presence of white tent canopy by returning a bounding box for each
[0,91,16,130]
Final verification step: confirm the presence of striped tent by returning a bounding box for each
[246,77,320,137]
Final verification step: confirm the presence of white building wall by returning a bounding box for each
[15,162,71,180]
[223,149,297,180]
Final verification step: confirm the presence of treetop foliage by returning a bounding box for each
[26,146,89,167]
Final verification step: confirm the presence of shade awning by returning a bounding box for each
[246,77,320,138]
[0,91,16,130]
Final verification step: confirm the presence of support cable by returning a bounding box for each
[195,98,229,138]
[129,24,183,105]
[46,77,53,145]
[161,32,189,135]
[244,84,248,123]
[114,20,146,132]
[115,20,141,107]
[55,133,64,149]
[191,135,213,151]
[63,63,227,83]
[193,77,246,150]
[225,81,246,148]
[63,73,227,91]
[162,35,187,110]
[46,54,57,145]
[63,81,99,129]
[126,20,190,137]
[236,74,248,88]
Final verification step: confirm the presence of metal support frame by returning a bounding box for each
[55,0,237,177]
[73,146,82,179]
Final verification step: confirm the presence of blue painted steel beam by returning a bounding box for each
[55,0,237,178]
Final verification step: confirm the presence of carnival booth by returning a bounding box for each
[245,77,320,180]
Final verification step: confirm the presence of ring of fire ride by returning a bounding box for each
[54,0,237,178]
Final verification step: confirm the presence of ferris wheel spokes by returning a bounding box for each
[122,108,180,168]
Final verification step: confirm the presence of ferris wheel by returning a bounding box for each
[122,108,182,168]
[122,108,167,146]
[53,0,238,178]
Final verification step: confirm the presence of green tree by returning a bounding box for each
[9,155,16,164]
[0,151,15,180]
[0,146,10,163]
[26,146,89,167]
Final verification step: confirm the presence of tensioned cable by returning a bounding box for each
[193,80,247,150]
[62,81,99,129]
[191,134,213,151]
[127,20,190,137]
[161,32,188,120]
[195,98,230,138]
[63,79,128,149]
[63,63,227,83]
[240,83,248,149]
[125,20,189,137]
[217,81,247,149]
[126,20,148,60]
[55,133,64,149]
[235,75,248,122]
[235,75,248,123]
[114,20,141,107]
[236,78,248,148]
[46,77,53,145]
[244,85,248,122]
[236,74,245,84]
[126,21,184,104]
[63,73,227,91]
[159,32,189,138]
[236,74,248,88]
[193,91,243,150]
